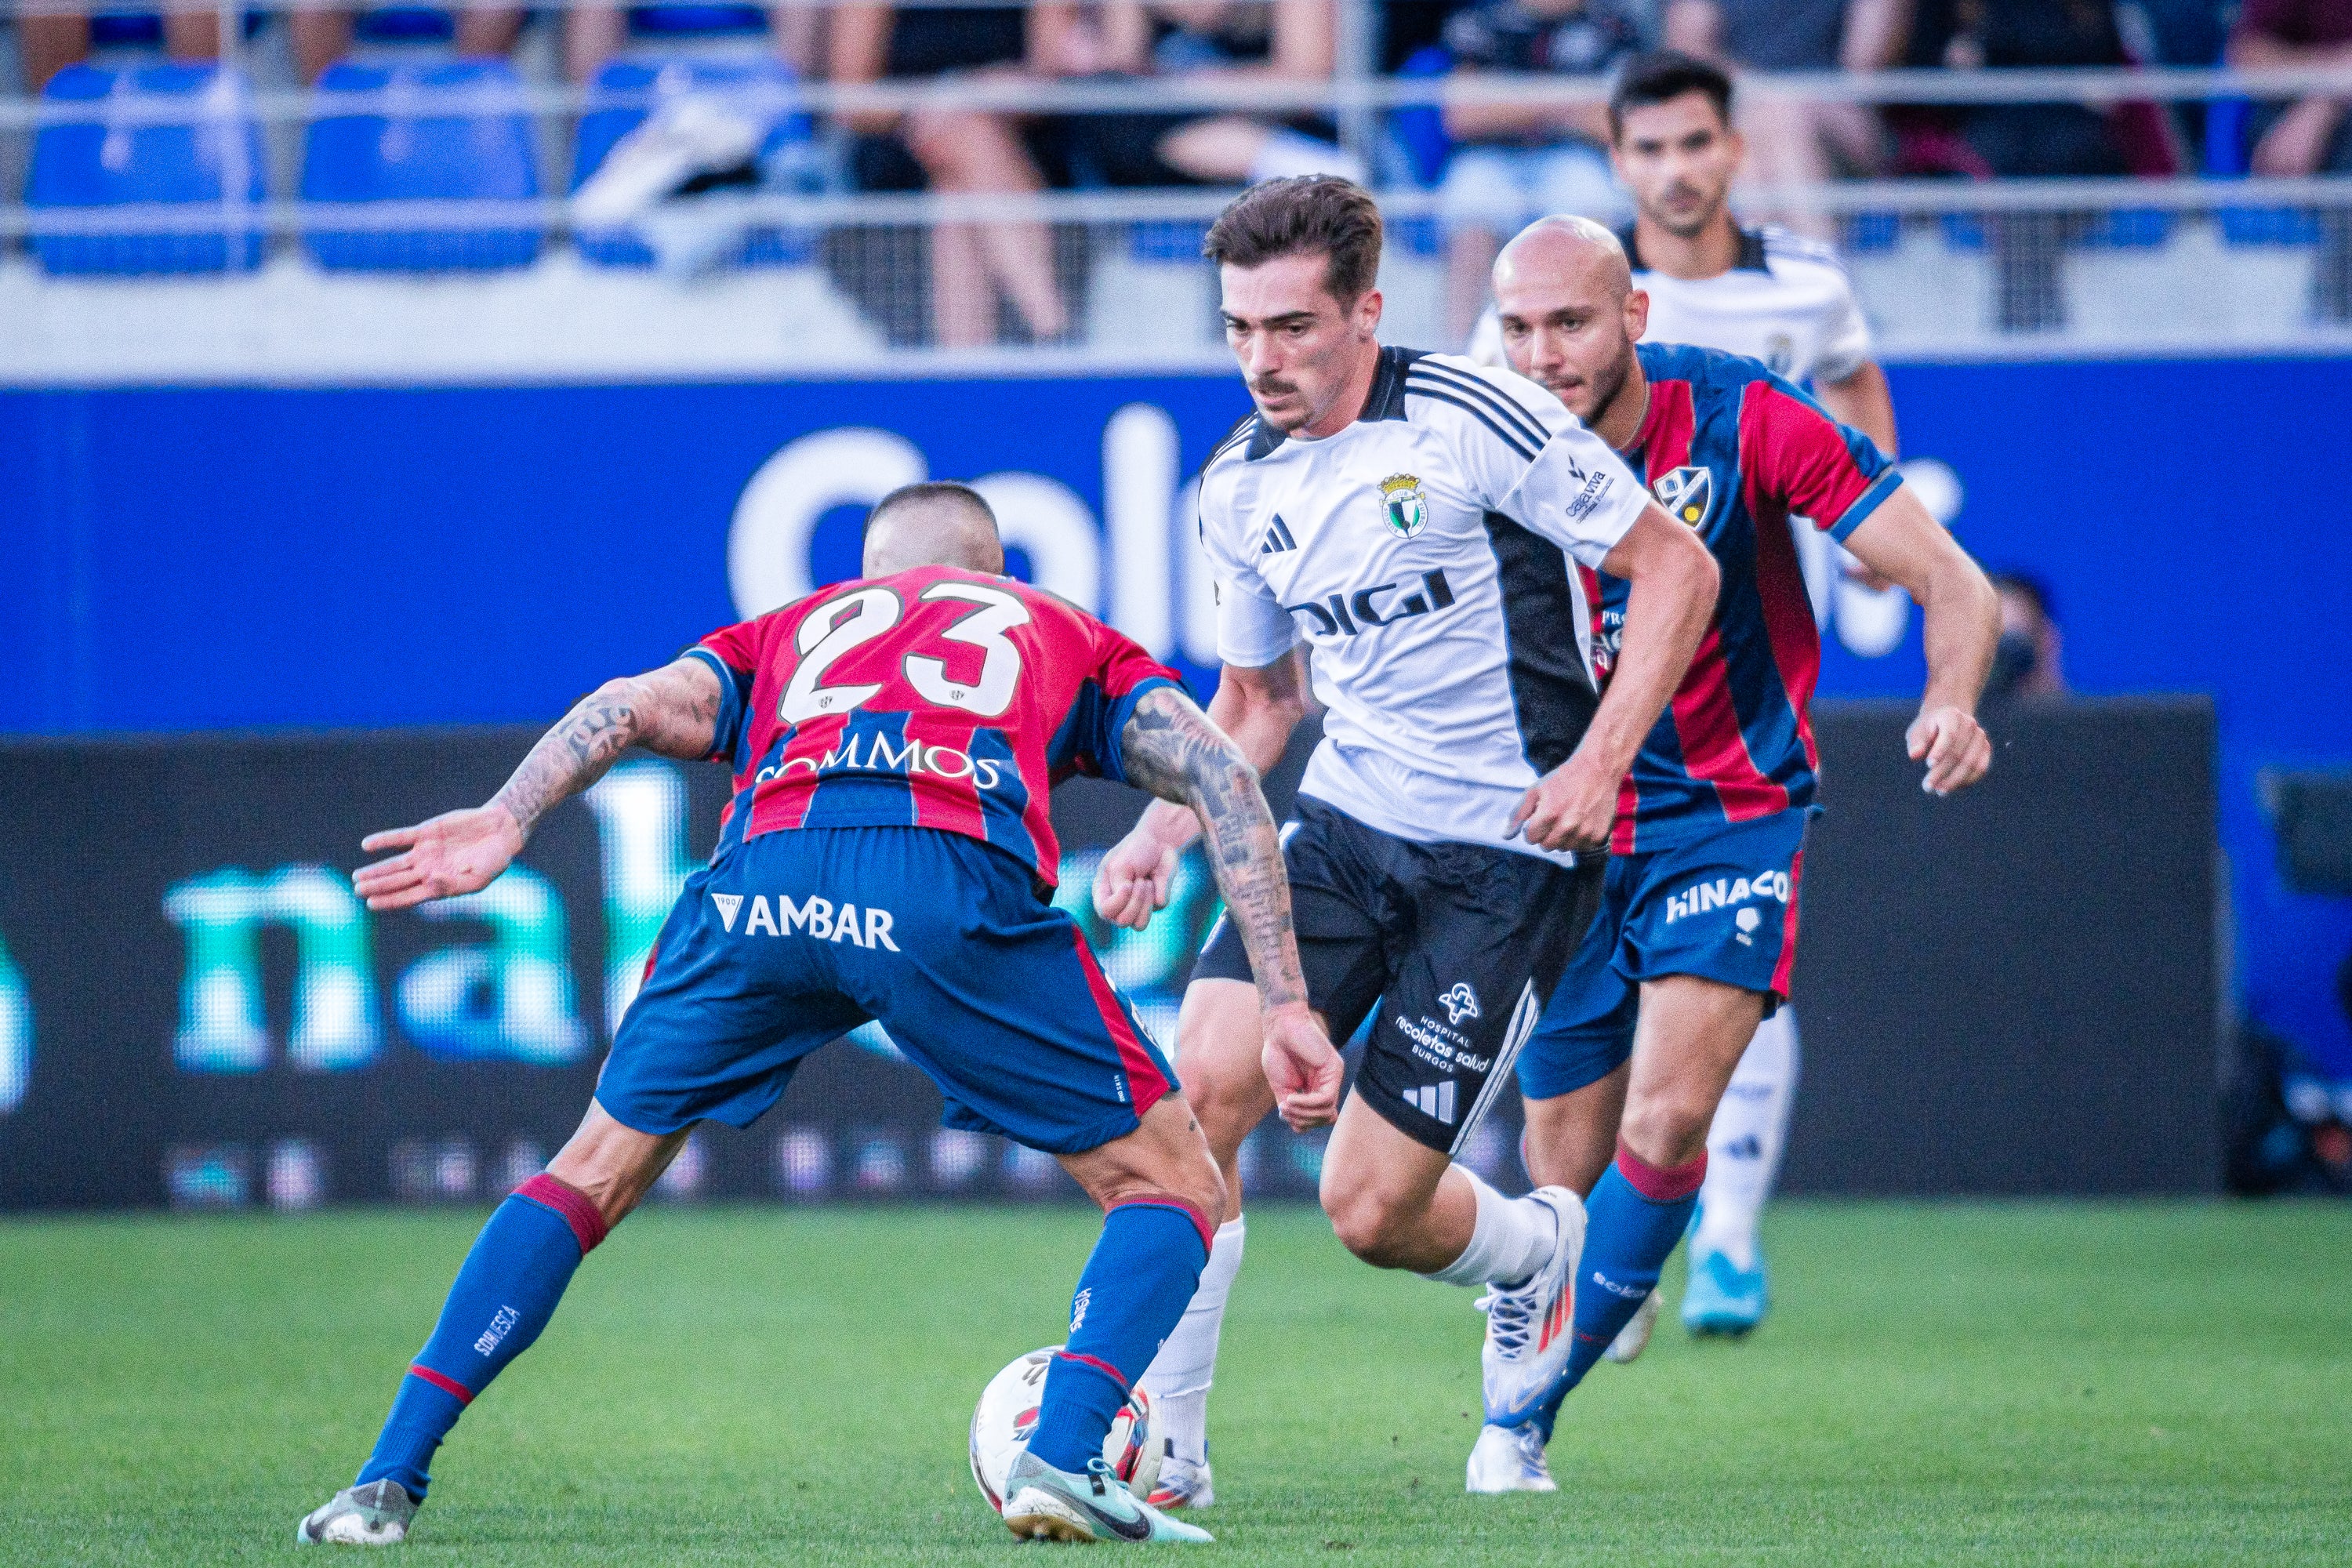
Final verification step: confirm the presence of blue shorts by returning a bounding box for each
[597,826,1176,1156]
[1516,810,1808,1102]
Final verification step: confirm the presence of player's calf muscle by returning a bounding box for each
[1173,980,1276,1158]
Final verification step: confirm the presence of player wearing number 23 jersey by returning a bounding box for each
[601,564,1192,1152]
[684,564,1175,887]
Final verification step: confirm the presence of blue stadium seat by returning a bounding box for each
[2078,209,2172,248]
[1384,45,1451,260]
[1845,212,1900,254]
[572,56,814,268]
[301,58,541,270]
[1128,220,1210,263]
[27,63,266,275]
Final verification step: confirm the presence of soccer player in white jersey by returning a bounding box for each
[1091,176,1720,1509]
[1470,51,1900,1341]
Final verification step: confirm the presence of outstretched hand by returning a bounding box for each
[1906,705,1992,797]
[353,805,524,911]
[1261,1003,1342,1131]
[1093,831,1178,932]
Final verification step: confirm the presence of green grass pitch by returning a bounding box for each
[3,1201,2349,1565]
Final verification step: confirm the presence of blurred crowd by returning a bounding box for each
[5,0,2344,343]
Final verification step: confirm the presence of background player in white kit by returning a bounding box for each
[1472,50,1902,1341]
[1093,176,1721,1509]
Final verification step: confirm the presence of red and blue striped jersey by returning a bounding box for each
[1594,342,1901,852]
[687,565,1182,886]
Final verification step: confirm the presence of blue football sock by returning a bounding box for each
[357,1174,608,1498]
[1027,1198,1212,1475]
[1535,1142,1704,1442]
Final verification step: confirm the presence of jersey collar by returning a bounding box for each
[1243,344,1416,459]
[1617,222,1772,276]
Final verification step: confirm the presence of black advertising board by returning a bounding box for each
[0,699,2217,1210]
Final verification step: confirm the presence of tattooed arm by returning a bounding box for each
[353,657,724,913]
[1116,685,1341,1128]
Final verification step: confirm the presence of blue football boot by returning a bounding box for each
[1680,1246,1767,1337]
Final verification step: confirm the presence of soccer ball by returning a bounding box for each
[968,1346,1160,1513]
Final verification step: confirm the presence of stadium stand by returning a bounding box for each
[27,60,266,274]
[1,0,2347,362]
[300,57,541,270]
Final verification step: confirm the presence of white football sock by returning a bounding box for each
[1419,1167,1558,1287]
[1138,1215,1244,1468]
[1691,1007,1801,1272]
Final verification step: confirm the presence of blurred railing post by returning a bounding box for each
[1334,0,1377,176]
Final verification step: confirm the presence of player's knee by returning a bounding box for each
[1617,1090,1715,1170]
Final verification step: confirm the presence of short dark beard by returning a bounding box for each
[1584,343,1639,442]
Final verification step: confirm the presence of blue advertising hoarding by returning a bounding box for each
[2,357,2348,1083]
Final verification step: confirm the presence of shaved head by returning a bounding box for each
[1494,216,1633,306]
[1490,214,1650,443]
[862,482,1005,578]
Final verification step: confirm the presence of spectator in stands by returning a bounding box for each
[1984,571,2067,702]
[2232,0,2352,177]
[1939,0,2134,177]
[285,8,528,85]
[1663,0,1907,233]
[563,5,825,85]
[831,2,1071,346]
[19,7,220,93]
[1432,0,1650,340]
[1047,1,1359,187]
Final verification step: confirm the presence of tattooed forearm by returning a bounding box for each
[484,657,724,841]
[488,681,644,840]
[1119,688,1309,1011]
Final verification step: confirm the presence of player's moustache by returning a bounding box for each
[1250,376,1298,399]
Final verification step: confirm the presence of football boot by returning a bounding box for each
[296,1480,418,1547]
[1682,1247,1767,1337]
[1001,1450,1213,1544]
[1476,1185,1587,1425]
[1465,1421,1555,1495]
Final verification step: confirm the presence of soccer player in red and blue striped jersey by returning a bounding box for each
[1461,217,1999,1490]
[297,483,1341,1547]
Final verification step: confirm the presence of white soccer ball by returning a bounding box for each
[968,1346,1160,1514]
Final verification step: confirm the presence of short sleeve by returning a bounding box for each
[1811,269,1874,385]
[1406,357,1650,568]
[1197,477,1298,668]
[1050,617,1185,785]
[1740,375,1901,542]
[685,620,760,764]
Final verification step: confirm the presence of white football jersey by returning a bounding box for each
[1198,347,1650,863]
[1468,224,1872,386]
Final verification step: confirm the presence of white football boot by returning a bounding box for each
[1476,1185,1587,1426]
[296,1480,418,1545]
[1603,1290,1661,1364]
[1465,1421,1555,1494]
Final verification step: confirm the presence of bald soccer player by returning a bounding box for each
[1472,52,1913,1342]
[297,481,1341,1548]
[1460,218,1998,1491]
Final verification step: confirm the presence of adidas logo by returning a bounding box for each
[1402,1081,1457,1125]
[1259,514,1298,554]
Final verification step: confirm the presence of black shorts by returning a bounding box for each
[1193,797,1605,1155]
